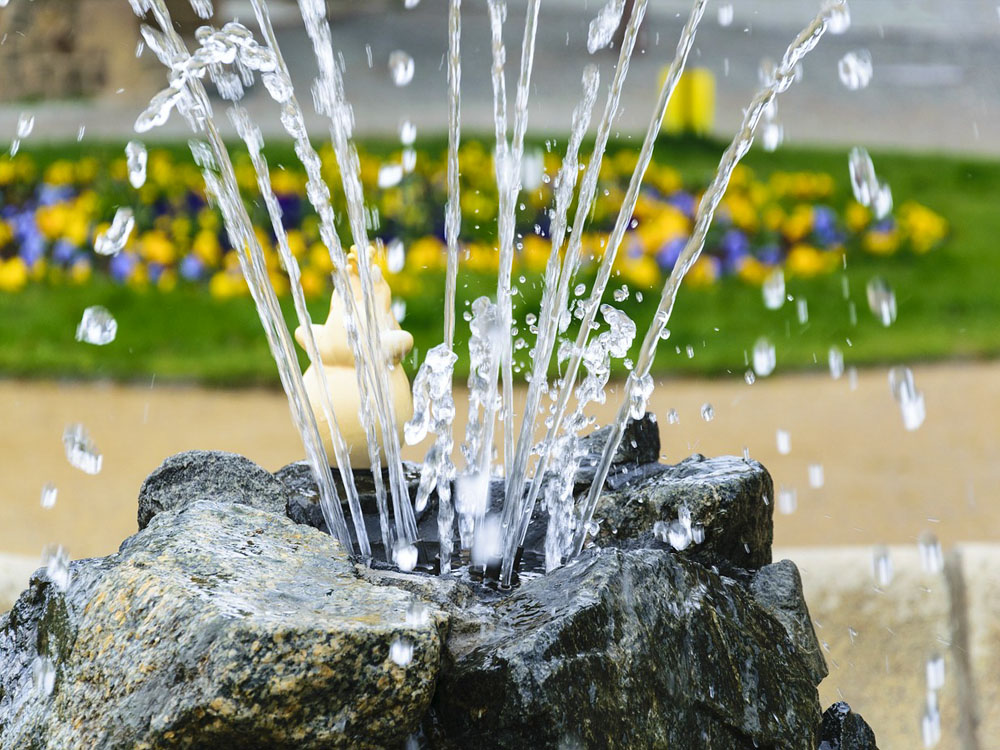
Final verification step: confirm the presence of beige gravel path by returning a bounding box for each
[1,360,997,561]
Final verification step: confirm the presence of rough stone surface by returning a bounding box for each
[574,413,661,486]
[593,453,774,572]
[137,450,288,530]
[749,559,828,686]
[0,500,442,750]
[423,547,822,749]
[818,702,880,749]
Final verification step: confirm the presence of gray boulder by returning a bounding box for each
[137,450,287,530]
[0,501,442,750]
[818,702,880,749]
[574,413,662,486]
[421,547,822,749]
[593,453,773,572]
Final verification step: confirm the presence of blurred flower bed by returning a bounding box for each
[0,142,947,297]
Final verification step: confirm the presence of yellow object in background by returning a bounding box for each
[662,68,716,136]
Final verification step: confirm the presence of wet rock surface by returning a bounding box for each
[137,449,287,530]
[818,702,880,749]
[0,501,442,750]
[0,418,857,748]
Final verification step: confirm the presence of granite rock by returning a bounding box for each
[0,500,442,750]
[818,702,880,749]
[137,450,287,530]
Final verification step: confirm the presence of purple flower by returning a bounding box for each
[109,251,138,282]
[18,235,44,267]
[667,191,696,218]
[179,253,203,281]
[656,237,686,270]
[37,185,74,206]
[812,206,842,246]
[720,228,749,269]
[52,239,76,265]
[758,244,782,266]
[148,262,164,283]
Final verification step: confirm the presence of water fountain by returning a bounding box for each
[0,0,886,747]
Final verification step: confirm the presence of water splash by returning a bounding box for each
[388,51,415,86]
[75,306,118,346]
[587,0,625,54]
[752,337,776,377]
[40,483,58,510]
[94,208,135,256]
[838,49,873,90]
[126,141,149,188]
[62,424,102,475]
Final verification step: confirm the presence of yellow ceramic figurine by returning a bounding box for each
[294,251,413,468]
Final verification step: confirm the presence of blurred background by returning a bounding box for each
[0,1,997,746]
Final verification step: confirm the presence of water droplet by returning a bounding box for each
[872,180,893,220]
[700,403,714,422]
[776,429,791,455]
[587,0,625,54]
[126,141,148,189]
[921,694,941,747]
[95,207,135,256]
[404,0,420,7]
[393,542,418,572]
[629,374,654,420]
[778,487,797,515]
[378,163,404,188]
[399,119,417,145]
[744,369,756,385]
[613,285,629,302]
[63,424,103,475]
[888,366,925,430]
[808,463,825,488]
[824,346,844,379]
[918,532,943,575]
[652,520,669,543]
[391,299,407,324]
[388,50,415,86]
[386,238,406,274]
[390,638,414,666]
[40,483,57,510]
[872,545,893,586]
[402,147,417,173]
[16,111,35,139]
[752,337,776,377]
[41,544,72,591]
[574,283,586,297]
[717,2,734,26]
[32,655,56,698]
[848,146,877,206]
[838,49,873,90]
[866,277,897,326]
[406,601,430,626]
[666,408,679,425]
[667,520,692,550]
[796,298,809,324]
[75,306,118,346]
[824,0,851,35]
[77,125,86,142]
[761,121,783,152]
[762,269,785,309]
[926,653,945,690]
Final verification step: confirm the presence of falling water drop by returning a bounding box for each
[94,207,135,256]
[62,424,103,475]
[406,601,430,626]
[918,532,943,575]
[378,163,404,188]
[808,463,825,489]
[386,238,405,273]
[388,51,415,86]
[848,147,877,206]
[872,545,893,586]
[866,277,897,326]
[889,366,926,430]
[824,0,851,35]
[796,298,809,324]
[776,429,791,455]
[32,656,56,698]
[391,300,407,324]
[926,653,946,690]
[399,119,417,145]
[75,306,118,346]
[613,285,629,302]
[389,638,414,666]
[828,346,845,379]
[16,111,35,138]
[40,483,58,510]
[752,337,776,377]
[126,141,148,189]
[717,3,734,27]
[778,487,797,515]
[762,269,785,309]
[761,121,784,152]
[587,0,626,54]
[404,0,420,7]
[744,370,755,385]
[838,49,873,90]
[666,408,679,425]
[872,180,893,219]
[41,544,72,591]
[700,403,715,422]
[393,542,418,572]
[921,695,941,747]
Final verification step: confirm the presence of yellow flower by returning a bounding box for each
[0,161,16,186]
[844,201,870,233]
[70,259,92,285]
[286,229,307,259]
[300,267,327,299]
[723,194,759,233]
[309,242,334,274]
[786,244,838,278]
[621,255,661,289]
[762,205,785,232]
[44,161,76,186]
[209,270,247,299]
[0,257,28,292]
[782,205,813,243]
[157,269,177,292]
[139,230,176,265]
[736,257,769,285]
[862,228,901,256]
[520,233,552,273]
[192,230,222,267]
[465,242,498,273]
[685,256,718,288]
[898,202,947,253]
[409,235,448,271]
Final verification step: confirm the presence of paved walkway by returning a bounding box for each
[2,0,999,154]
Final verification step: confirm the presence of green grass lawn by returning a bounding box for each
[1,136,998,386]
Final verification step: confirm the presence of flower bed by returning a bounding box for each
[0,141,946,303]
